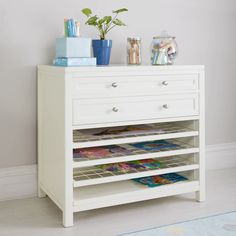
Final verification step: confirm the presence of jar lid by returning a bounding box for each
[153,36,175,39]
[153,31,175,39]
[127,37,141,41]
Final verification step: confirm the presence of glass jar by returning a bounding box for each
[151,33,178,65]
[127,37,141,65]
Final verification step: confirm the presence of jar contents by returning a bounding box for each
[151,32,178,65]
[127,37,141,65]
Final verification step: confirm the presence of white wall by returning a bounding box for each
[0,0,235,167]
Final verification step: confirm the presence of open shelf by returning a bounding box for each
[73,139,199,168]
[73,179,200,212]
[73,156,199,187]
[73,123,198,148]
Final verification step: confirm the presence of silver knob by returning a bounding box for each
[112,107,119,112]
[162,81,168,86]
[163,104,169,109]
[112,82,118,88]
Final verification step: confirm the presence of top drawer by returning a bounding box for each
[72,74,199,99]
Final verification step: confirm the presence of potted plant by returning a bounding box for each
[82,8,128,65]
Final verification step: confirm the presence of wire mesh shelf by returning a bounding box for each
[73,123,196,144]
[73,139,194,162]
[73,155,196,182]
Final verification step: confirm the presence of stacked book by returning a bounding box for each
[53,37,96,67]
[134,173,188,187]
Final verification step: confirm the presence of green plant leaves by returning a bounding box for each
[113,19,126,26]
[104,16,112,24]
[98,16,112,27]
[81,7,128,39]
[82,8,92,17]
[112,8,128,14]
[85,15,98,26]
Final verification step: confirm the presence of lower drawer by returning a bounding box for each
[72,94,199,125]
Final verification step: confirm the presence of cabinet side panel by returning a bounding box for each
[196,70,206,201]
[38,71,69,209]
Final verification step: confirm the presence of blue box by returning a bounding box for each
[53,57,96,67]
[56,37,91,58]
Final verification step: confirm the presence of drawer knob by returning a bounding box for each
[112,107,119,112]
[162,81,169,86]
[163,104,169,109]
[112,82,118,88]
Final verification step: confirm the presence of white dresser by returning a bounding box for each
[37,65,205,227]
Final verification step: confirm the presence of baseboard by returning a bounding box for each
[0,165,37,201]
[0,142,236,201]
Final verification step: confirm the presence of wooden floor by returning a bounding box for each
[0,168,235,236]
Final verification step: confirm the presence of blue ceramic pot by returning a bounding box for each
[92,40,112,65]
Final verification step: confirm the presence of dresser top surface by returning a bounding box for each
[38,64,204,74]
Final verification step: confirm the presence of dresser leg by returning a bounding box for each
[63,210,74,227]
[38,186,47,198]
[195,190,205,202]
